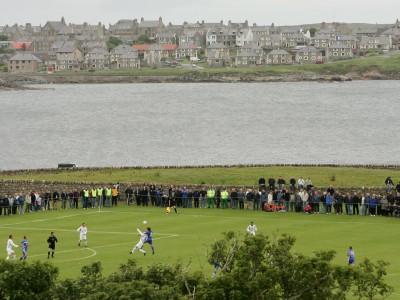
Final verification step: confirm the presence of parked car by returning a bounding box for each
[190,57,201,62]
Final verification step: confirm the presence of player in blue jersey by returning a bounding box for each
[129,228,148,256]
[347,246,355,266]
[142,227,154,255]
[20,236,28,261]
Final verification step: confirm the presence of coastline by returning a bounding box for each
[1,70,400,89]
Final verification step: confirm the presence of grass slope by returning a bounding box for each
[1,166,399,188]
[1,205,399,299]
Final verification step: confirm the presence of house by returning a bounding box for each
[144,44,169,66]
[359,36,392,51]
[295,46,323,64]
[236,28,253,46]
[237,43,264,57]
[111,44,138,62]
[161,44,178,57]
[116,51,140,69]
[86,48,109,71]
[55,46,83,71]
[156,32,177,45]
[327,44,354,61]
[176,44,199,58]
[108,19,138,41]
[266,49,292,65]
[354,29,378,38]
[235,51,262,67]
[7,53,43,73]
[205,42,230,67]
[311,34,335,49]
[178,29,205,47]
[284,33,309,48]
[336,35,358,50]
[138,17,165,39]
[41,17,67,36]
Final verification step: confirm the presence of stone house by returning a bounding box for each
[108,19,138,41]
[295,46,323,64]
[235,51,263,67]
[237,43,264,57]
[156,32,177,45]
[336,35,359,50]
[116,51,140,69]
[85,48,110,71]
[111,44,138,63]
[178,30,205,47]
[266,49,292,65]
[206,42,230,67]
[311,34,335,49]
[326,44,354,60]
[284,33,309,48]
[138,17,165,39]
[236,28,253,46]
[175,44,199,58]
[7,53,44,73]
[144,44,169,66]
[206,27,218,45]
[354,29,378,39]
[359,36,392,51]
[55,46,83,71]
[41,17,67,36]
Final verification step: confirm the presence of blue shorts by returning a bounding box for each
[348,257,355,265]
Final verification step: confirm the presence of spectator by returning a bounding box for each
[298,177,305,190]
[385,177,394,193]
[268,177,275,191]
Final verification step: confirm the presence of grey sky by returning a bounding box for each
[1,0,398,27]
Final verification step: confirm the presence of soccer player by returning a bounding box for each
[142,227,154,255]
[77,223,88,247]
[47,232,58,259]
[347,246,355,266]
[6,235,18,260]
[129,228,148,256]
[20,235,28,261]
[213,260,221,277]
[246,221,257,237]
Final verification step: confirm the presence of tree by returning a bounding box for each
[0,34,8,41]
[137,35,151,44]
[0,260,59,300]
[106,36,123,51]
[353,258,394,300]
[309,27,317,37]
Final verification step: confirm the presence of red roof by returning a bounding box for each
[162,44,177,50]
[11,41,32,50]
[132,44,150,51]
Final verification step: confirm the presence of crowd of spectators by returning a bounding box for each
[1,176,400,217]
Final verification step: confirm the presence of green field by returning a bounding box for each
[2,165,400,188]
[1,205,399,298]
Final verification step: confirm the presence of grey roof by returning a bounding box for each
[328,44,351,49]
[57,45,80,53]
[297,46,320,53]
[312,34,335,40]
[139,20,161,28]
[120,52,138,59]
[268,49,289,55]
[207,42,228,49]
[9,53,43,62]
[237,51,259,57]
[148,44,166,51]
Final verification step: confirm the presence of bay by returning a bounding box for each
[1,81,399,170]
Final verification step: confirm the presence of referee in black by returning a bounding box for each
[47,232,58,259]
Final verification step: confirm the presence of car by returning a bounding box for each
[190,57,201,62]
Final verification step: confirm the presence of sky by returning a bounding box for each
[1,0,399,27]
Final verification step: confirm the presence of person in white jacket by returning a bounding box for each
[129,228,148,255]
[246,221,257,237]
[77,223,88,247]
[6,234,19,260]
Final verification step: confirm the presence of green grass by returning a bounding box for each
[1,166,399,188]
[43,54,400,77]
[2,205,400,299]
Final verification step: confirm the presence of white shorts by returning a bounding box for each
[7,248,15,255]
[80,234,87,240]
[135,241,144,249]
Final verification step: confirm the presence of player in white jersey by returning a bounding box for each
[129,228,148,256]
[246,221,257,237]
[77,223,88,247]
[6,234,19,260]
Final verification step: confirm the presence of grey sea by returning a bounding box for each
[1,81,399,170]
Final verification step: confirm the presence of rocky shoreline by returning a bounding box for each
[1,71,400,89]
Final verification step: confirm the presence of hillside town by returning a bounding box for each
[1,17,400,73]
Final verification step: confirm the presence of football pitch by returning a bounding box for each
[1,205,400,298]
